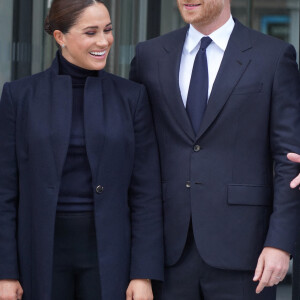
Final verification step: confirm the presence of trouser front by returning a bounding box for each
[153,226,276,300]
[51,211,101,300]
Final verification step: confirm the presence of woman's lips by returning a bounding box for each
[89,50,107,59]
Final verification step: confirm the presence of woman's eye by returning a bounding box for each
[104,27,113,33]
[85,32,95,36]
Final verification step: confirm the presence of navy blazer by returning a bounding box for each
[0,54,164,299]
[130,19,300,270]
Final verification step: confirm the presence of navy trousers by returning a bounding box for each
[153,226,276,300]
[51,212,101,300]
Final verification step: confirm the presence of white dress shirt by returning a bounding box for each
[179,16,235,107]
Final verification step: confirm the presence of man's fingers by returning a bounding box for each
[256,267,288,293]
[290,174,300,188]
[0,293,19,300]
[256,268,272,294]
[0,280,23,300]
[126,289,133,300]
[287,153,300,188]
[287,153,300,163]
[17,290,23,300]
[268,266,288,287]
[253,256,264,281]
[255,247,290,293]
[269,272,283,286]
[272,268,289,285]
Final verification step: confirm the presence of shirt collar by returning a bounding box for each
[185,15,235,53]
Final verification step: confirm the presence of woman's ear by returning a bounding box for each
[53,30,65,48]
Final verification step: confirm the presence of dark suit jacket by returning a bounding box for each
[130,19,300,270]
[0,54,164,299]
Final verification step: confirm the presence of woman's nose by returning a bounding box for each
[96,35,109,47]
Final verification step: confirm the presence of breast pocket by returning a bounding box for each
[232,83,263,95]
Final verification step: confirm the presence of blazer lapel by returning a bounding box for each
[83,74,106,180]
[196,20,252,140]
[158,26,195,141]
[49,61,73,179]
[48,55,106,182]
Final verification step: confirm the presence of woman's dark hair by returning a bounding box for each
[44,0,105,36]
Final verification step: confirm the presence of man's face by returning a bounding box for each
[177,0,225,27]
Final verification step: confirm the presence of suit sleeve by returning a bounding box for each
[0,83,19,279]
[264,44,300,255]
[128,85,164,281]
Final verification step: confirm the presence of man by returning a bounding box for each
[130,0,300,299]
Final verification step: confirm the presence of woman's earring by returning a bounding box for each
[61,44,65,48]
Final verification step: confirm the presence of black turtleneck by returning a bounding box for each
[57,52,98,212]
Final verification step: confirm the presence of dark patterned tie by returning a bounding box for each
[186,36,212,134]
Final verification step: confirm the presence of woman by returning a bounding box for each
[0,0,163,299]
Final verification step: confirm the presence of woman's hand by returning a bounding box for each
[126,279,153,300]
[0,280,23,300]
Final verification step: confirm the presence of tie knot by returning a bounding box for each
[200,36,212,51]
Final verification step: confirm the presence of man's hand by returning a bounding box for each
[0,280,23,300]
[126,279,153,300]
[253,247,290,294]
[287,153,300,188]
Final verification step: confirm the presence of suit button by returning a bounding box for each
[194,145,201,152]
[186,181,191,188]
[96,185,104,194]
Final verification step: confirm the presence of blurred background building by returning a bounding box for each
[1,0,299,91]
[0,0,299,297]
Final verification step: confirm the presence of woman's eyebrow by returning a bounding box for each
[82,23,112,30]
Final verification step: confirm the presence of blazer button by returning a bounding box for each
[186,181,191,188]
[193,145,201,152]
[96,185,104,194]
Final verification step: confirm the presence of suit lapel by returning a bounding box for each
[158,26,195,141]
[196,20,252,140]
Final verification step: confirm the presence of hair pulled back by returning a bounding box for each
[44,0,105,36]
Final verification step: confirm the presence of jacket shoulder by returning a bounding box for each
[235,19,292,51]
[4,69,50,92]
[137,26,188,50]
[103,71,145,94]
[102,72,149,115]
[1,70,52,110]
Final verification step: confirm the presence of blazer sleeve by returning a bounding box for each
[0,83,20,279]
[128,85,164,281]
[129,43,141,84]
[264,44,300,255]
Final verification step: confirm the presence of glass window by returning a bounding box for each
[232,0,300,63]
[26,0,300,81]
[105,0,148,77]
[160,0,184,35]
[0,0,14,91]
